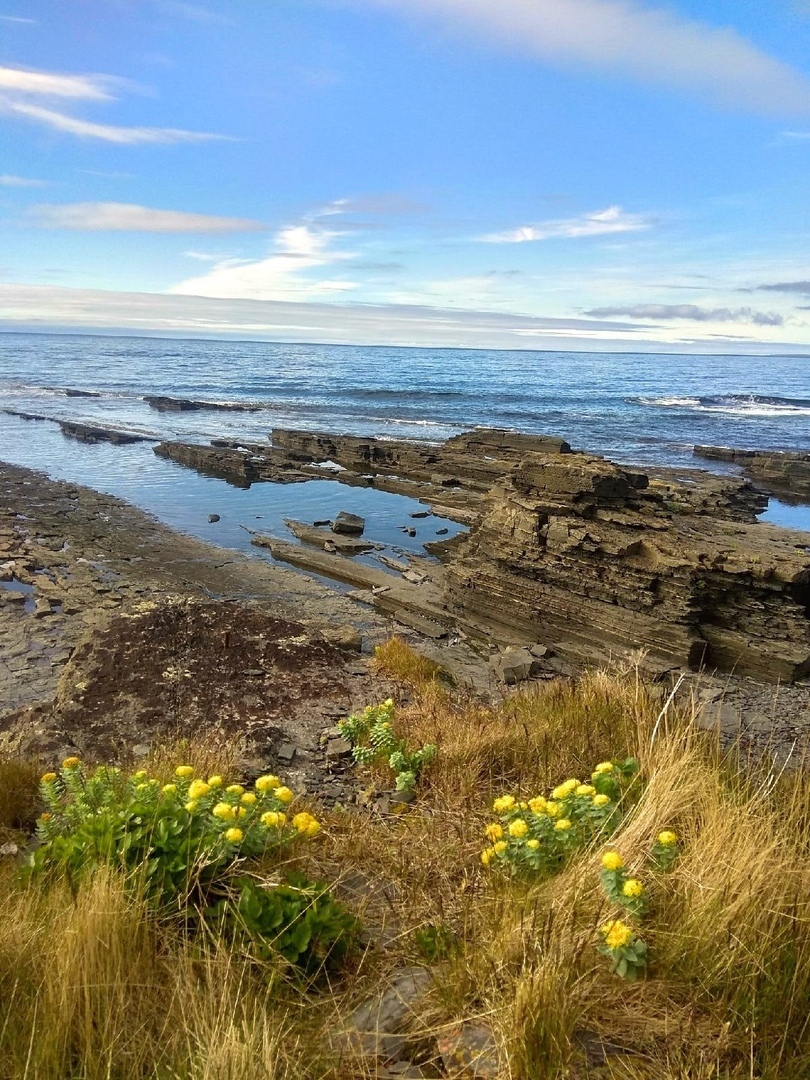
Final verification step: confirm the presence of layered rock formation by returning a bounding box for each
[444,453,810,683]
[694,446,810,502]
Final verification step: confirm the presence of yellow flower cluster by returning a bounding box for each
[292,811,321,837]
[622,878,644,898]
[601,850,624,871]
[602,919,633,950]
[657,830,677,846]
[483,762,620,869]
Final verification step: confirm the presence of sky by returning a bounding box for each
[2,0,810,351]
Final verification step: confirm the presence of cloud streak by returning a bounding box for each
[0,62,229,143]
[359,0,810,114]
[585,303,784,326]
[0,173,48,187]
[757,280,810,296]
[480,206,650,243]
[30,202,265,233]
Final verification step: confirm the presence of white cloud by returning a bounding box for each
[358,0,810,114]
[782,130,810,138]
[0,98,229,143]
[0,15,38,24]
[480,206,650,244]
[0,64,113,100]
[30,202,265,233]
[0,173,48,187]
[171,221,359,300]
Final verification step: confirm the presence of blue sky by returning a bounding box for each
[2,0,810,350]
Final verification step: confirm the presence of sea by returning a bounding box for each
[1,332,809,564]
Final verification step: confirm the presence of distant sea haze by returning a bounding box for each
[1,332,809,468]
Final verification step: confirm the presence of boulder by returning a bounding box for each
[491,647,541,684]
[332,511,365,535]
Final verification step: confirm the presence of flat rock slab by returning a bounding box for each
[333,511,366,535]
[334,966,432,1061]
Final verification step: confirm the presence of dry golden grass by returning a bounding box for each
[1,640,809,1078]
[0,758,41,839]
[371,635,447,690]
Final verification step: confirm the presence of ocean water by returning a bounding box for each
[0,332,809,549]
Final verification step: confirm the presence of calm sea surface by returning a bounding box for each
[1,332,808,551]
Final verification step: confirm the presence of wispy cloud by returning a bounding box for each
[756,280,810,296]
[0,173,48,187]
[357,0,810,114]
[0,15,37,24]
[480,206,650,244]
[0,62,229,143]
[585,303,784,326]
[171,219,359,300]
[781,130,810,138]
[156,1,235,25]
[30,202,264,233]
[0,99,229,143]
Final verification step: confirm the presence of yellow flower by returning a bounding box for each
[528,796,547,813]
[484,823,503,841]
[575,784,595,796]
[212,802,235,820]
[481,848,492,866]
[261,810,286,828]
[601,850,624,871]
[187,779,211,800]
[241,792,257,805]
[162,783,177,795]
[207,775,223,788]
[622,878,644,898]
[293,812,314,831]
[306,820,321,837]
[41,772,58,784]
[657,830,677,846]
[492,795,515,814]
[554,818,572,831]
[508,819,529,838]
[593,762,614,774]
[224,828,243,843]
[602,919,633,950]
[526,839,540,850]
[185,800,198,813]
[493,841,508,854]
[234,806,247,818]
[384,697,394,708]
[39,812,51,822]
[255,774,280,793]
[133,769,148,780]
[175,765,194,778]
[545,801,562,818]
[275,786,295,804]
[62,757,81,769]
[226,784,244,796]
[592,794,610,807]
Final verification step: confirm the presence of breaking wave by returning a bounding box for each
[635,394,810,417]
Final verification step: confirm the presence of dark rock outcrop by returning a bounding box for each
[444,453,810,683]
[144,395,262,412]
[694,446,810,502]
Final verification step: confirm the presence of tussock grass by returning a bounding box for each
[1,639,809,1078]
[371,635,447,690]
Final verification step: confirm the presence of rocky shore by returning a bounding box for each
[2,420,810,772]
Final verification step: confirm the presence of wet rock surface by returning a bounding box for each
[694,445,810,502]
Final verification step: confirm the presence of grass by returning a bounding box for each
[1,640,809,1078]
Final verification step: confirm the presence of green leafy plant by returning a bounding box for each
[25,758,350,971]
[599,851,648,918]
[598,919,648,981]
[210,873,357,974]
[480,758,639,876]
[652,829,679,870]
[413,921,461,962]
[338,699,437,792]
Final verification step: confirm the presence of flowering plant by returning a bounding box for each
[27,759,351,970]
[480,758,638,876]
[598,919,648,981]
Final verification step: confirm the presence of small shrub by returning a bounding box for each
[0,757,41,836]
[597,919,648,981]
[338,698,437,792]
[371,637,446,688]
